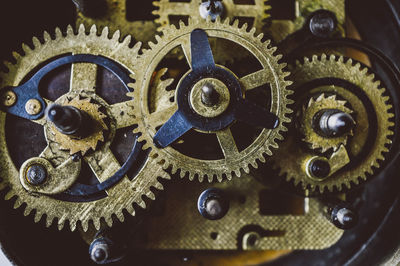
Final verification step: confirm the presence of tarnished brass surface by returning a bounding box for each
[19,156,81,195]
[1,90,17,107]
[273,54,394,193]
[76,0,158,45]
[268,0,345,42]
[152,0,270,33]
[129,18,293,182]
[49,95,108,155]
[301,93,353,152]
[0,25,170,231]
[136,174,343,250]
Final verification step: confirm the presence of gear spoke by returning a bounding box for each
[148,104,178,129]
[153,111,192,148]
[191,29,216,71]
[240,69,274,91]
[181,35,192,67]
[216,128,239,158]
[85,147,124,195]
[70,63,98,92]
[235,99,279,129]
[109,101,136,129]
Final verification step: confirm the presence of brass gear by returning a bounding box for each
[152,0,271,33]
[273,54,394,193]
[129,18,293,182]
[300,93,354,153]
[49,95,108,155]
[0,25,170,231]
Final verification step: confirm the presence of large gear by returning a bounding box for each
[152,0,271,32]
[129,18,293,182]
[0,24,170,231]
[272,54,394,193]
[300,93,354,153]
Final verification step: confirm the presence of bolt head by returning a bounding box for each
[332,206,358,229]
[25,99,42,115]
[26,164,47,186]
[199,1,224,20]
[197,188,229,220]
[90,239,110,264]
[309,10,337,38]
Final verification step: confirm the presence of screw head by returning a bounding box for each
[199,0,224,20]
[1,90,17,107]
[331,206,358,230]
[26,164,47,186]
[25,99,42,115]
[197,188,229,220]
[309,10,337,38]
[90,238,110,264]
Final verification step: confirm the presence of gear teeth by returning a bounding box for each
[66,25,74,35]
[147,191,156,201]
[223,17,230,25]
[112,30,121,41]
[34,211,43,223]
[78,23,85,35]
[43,31,51,42]
[81,220,89,232]
[55,27,63,39]
[179,20,186,29]
[32,36,41,49]
[101,26,109,38]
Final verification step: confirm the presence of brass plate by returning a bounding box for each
[137,174,343,250]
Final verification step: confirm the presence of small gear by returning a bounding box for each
[130,18,292,182]
[300,93,354,153]
[272,54,394,193]
[0,25,170,231]
[49,96,108,155]
[152,0,271,33]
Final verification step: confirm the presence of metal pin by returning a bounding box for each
[201,84,220,107]
[316,109,355,138]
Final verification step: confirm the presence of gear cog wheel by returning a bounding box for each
[300,93,354,153]
[0,25,170,231]
[129,18,293,182]
[272,54,394,193]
